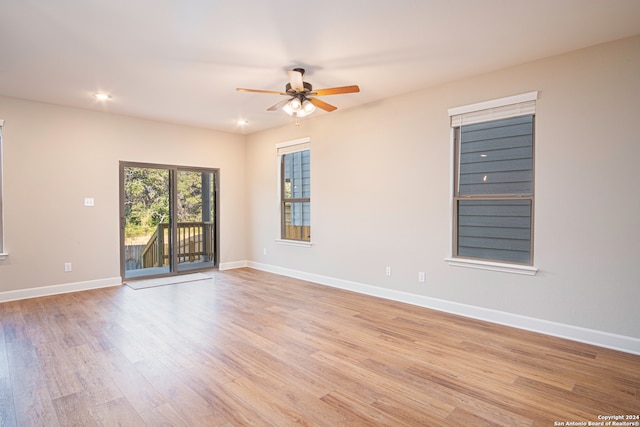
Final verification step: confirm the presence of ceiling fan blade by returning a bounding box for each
[311,85,360,96]
[287,70,304,91]
[237,88,287,95]
[267,98,293,111]
[309,97,337,112]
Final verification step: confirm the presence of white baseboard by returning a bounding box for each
[0,276,122,303]
[218,260,248,271]
[247,261,640,355]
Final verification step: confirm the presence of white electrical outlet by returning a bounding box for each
[263,248,267,255]
[84,197,95,207]
[64,262,72,272]
[385,266,392,276]
[418,272,425,283]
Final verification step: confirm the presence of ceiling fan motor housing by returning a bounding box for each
[286,81,313,95]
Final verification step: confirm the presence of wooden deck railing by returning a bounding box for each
[283,225,311,241]
[141,222,214,268]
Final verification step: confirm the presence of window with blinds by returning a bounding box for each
[450,93,536,265]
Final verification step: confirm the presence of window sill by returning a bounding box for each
[445,257,538,276]
[275,239,313,248]
[0,253,8,260]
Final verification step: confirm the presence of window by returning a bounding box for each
[448,92,538,273]
[277,138,310,242]
[0,119,5,258]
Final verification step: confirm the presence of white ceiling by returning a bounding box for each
[1,1,639,135]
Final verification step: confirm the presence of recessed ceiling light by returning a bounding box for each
[93,93,111,101]
[237,119,248,126]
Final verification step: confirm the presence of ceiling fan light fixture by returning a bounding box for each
[289,98,302,111]
[302,99,316,114]
[282,98,305,116]
[282,102,295,116]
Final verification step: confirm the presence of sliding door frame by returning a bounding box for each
[119,161,220,280]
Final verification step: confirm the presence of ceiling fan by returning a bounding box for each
[236,68,360,118]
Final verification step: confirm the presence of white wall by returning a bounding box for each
[0,97,246,292]
[245,36,640,341]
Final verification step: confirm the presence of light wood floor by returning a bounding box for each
[1,268,638,426]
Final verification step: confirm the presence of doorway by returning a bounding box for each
[120,162,219,280]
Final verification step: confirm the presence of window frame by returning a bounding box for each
[446,92,538,275]
[276,137,312,246]
[0,119,6,259]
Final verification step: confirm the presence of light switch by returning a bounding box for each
[84,197,95,207]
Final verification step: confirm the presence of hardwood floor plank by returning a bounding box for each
[139,402,192,427]
[571,381,638,411]
[95,346,166,414]
[0,377,17,427]
[226,375,348,426]
[0,268,638,426]
[358,357,457,418]
[90,321,151,365]
[66,344,123,405]
[445,406,522,427]
[399,369,535,427]
[32,341,83,400]
[176,367,272,426]
[52,391,103,426]
[6,338,49,396]
[314,349,456,418]
[319,390,405,427]
[14,387,60,427]
[407,365,595,424]
[93,396,147,427]
[514,376,632,416]
[0,323,17,427]
[133,357,228,426]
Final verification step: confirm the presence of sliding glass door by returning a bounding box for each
[176,170,216,272]
[121,165,171,279]
[120,162,218,280]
